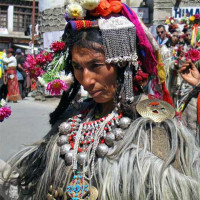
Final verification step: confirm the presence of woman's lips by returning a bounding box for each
[90,90,102,97]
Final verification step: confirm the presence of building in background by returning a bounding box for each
[154,0,200,24]
[0,0,39,53]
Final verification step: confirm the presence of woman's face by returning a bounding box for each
[72,46,117,104]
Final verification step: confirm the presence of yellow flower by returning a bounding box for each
[80,0,100,10]
[190,15,195,21]
[165,19,170,24]
[66,3,86,19]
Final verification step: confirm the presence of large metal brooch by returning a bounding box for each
[136,99,175,122]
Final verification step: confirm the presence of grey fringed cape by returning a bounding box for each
[1,101,200,200]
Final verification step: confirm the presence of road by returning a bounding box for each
[0,97,59,161]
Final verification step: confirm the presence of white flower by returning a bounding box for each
[38,77,46,87]
[0,99,6,107]
[66,3,86,19]
[171,19,174,23]
[60,73,74,85]
[66,0,76,4]
[80,0,100,10]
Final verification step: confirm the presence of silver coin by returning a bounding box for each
[57,135,69,146]
[119,117,131,129]
[77,152,87,165]
[60,144,71,155]
[105,132,115,147]
[59,122,71,135]
[114,128,125,141]
[96,143,109,157]
[65,150,74,165]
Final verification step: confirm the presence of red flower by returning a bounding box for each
[45,52,53,62]
[50,41,66,52]
[186,49,200,62]
[110,1,122,13]
[0,106,12,122]
[96,0,112,17]
[35,54,47,65]
[194,14,200,19]
[46,79,69,96]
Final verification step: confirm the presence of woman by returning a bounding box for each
[1,2,200,200]
[2,49,21,102]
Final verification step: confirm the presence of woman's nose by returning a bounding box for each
[82,69,95,89]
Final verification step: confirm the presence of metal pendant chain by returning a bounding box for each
[124,63,134,103]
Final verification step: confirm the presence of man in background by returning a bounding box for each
[156,25,168,46]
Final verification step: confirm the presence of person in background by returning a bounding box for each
[2,49,21,102]
[156,24,168,46]
[15,48,26,99]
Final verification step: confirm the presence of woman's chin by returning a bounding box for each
[92,96,113,104]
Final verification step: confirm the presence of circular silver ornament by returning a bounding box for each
[77,152,87,165]
[119,117,131,129]
[59,122,71,135]
[60,144,71,155]
[65,150,74,165]
[57,135,69,146]
[96,143,109,157]
[105,133,115,147]
[114,128,125,141]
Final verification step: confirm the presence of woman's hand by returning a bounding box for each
[179,60,200,86]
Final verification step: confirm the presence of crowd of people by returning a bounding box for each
[0,1,200,199]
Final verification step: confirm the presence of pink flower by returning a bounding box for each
[46,79,69,96]
[194,14,200,19]
[0,106,12,122]
[45,52,53,62]
[186,49,200,62]
[50,41,66,52]
[35,54,47,65]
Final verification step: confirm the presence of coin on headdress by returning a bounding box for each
[136,99,175,122]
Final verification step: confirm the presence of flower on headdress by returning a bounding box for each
[59,73,74,85]
[96,0,112,17]
[35,54,47,65]
[0,106,11,122]
[80,0,100,10]
[109,0,122,13]
[189,15,195,22]
[186,49,200,63]
[50,41,66,52]
[46,79,69,96]
[66,3,86,19]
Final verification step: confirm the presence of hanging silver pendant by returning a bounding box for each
[124,64,134,103]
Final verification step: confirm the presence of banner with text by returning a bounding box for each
[172,7,200,19]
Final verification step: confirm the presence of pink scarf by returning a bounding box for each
[121,4,157,76]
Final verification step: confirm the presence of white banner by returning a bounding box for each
[43,31,64,49]
[172,7,200,19]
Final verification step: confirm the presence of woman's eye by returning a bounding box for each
[93,63,103,68]
[73,65,83,70]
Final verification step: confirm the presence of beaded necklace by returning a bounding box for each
[57,107,132,200]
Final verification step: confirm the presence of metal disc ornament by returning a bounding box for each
[136,99,175,122]
[88,186,99,200]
